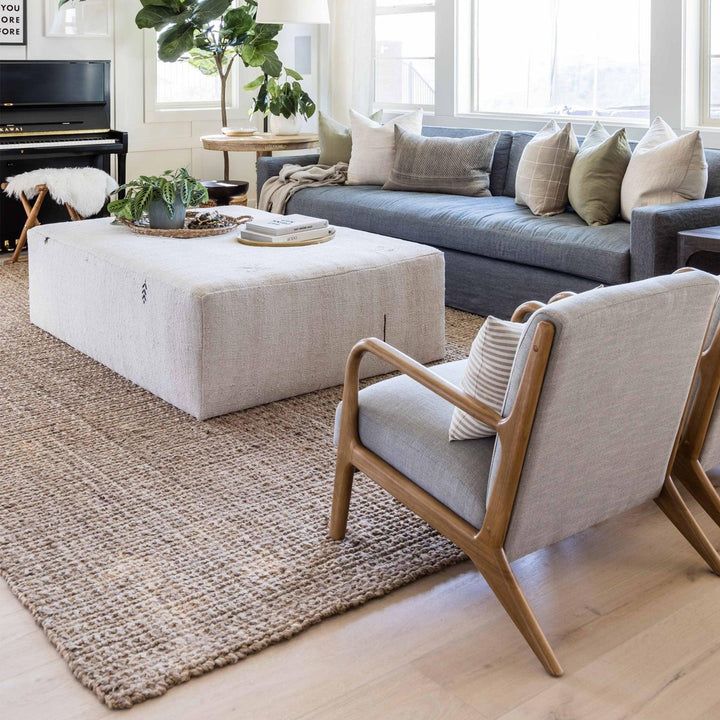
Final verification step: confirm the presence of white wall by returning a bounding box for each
[0,0,319,200]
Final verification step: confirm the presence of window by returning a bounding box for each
[459,0,650,122]
[374,1,435,109]
[155,60,224,108]
[704,0,720,123]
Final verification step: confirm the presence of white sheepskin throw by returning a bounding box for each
[4,168,118,218]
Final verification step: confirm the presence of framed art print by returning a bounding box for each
[0,1,27,46]
[45,0,110,38]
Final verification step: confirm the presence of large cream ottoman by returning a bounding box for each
[27,208,445,420]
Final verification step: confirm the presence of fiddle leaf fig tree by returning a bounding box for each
[121,0,283,181]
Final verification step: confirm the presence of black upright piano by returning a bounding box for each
[0,60,128,253]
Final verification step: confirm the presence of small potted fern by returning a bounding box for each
[108,169,209,229]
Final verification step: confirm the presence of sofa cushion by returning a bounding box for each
[286,186,631,285]
[515,121,579,216]
[335,359,495,529]
[621,117,708,222]
[384,126,499,197]
[422,127,513,197]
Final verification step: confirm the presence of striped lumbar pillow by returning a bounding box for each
[449,317,524,441]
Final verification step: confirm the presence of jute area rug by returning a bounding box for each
[0,262,481,710]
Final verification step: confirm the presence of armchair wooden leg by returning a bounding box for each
[470,546,564,677]
[673,455,720,529]
[656,477,720,575]
[330,452,354,541]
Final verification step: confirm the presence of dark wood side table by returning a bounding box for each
[678,226,720,269]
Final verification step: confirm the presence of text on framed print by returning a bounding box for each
[0,1,26,45]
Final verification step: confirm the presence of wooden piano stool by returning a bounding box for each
[0,183,83,263]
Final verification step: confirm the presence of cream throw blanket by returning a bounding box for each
[4,168,118,218]
[259,163,348,214]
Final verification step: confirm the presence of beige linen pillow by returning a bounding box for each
[449,317,524,441]
[383,127,500,196]
[347,108,423,186]
[568,122,631,226]
[318,111,383,166]
[620,117,708,222]
[515,120,579,216]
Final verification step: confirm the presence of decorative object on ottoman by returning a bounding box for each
[347,108,423,186]
[2,167,117,263]
[318,110,383,165]
[515,120,579,216]
[568,122,632,226]
[27,207,445,420]
[384,126,500,197]
[239,213,335,246]
[108,169,209,230]
[117,210,247,239]
[620,116,708,221]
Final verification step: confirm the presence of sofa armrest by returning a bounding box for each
[256,152,321,197]
[631,197,720,280]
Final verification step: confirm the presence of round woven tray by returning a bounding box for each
[118,213,252,239]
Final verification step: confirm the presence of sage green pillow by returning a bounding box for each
[568,122,631,226]
[319,110,383,166]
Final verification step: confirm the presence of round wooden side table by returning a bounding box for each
[201,133,320,165]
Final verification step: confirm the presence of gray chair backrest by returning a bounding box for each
[698,292,720,468]
[487,272,719,561]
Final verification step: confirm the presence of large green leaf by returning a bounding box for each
[158,22,196,61]
[193,0,232,26]
[221,6,254,40]
[135,5,179,30]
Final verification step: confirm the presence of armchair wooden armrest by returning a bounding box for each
[341,337,502,429]
[511,291,578,323]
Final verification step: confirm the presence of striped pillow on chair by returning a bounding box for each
[449,317,524,440]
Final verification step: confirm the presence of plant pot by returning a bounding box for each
[148,197,187,229]
[269,114,301,136]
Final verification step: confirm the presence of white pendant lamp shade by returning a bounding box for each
[256,0,330,24]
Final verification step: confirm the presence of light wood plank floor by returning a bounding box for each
[3,491,720,720]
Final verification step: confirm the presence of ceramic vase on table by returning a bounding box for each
[148,197,187,230]
[269,114,301,136]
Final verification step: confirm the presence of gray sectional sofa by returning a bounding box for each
[257,126,720,318]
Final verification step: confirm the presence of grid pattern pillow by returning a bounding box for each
[515,120,579,216]
[620,116,708,221]
[383,127,500,196]
[449,317,524,441]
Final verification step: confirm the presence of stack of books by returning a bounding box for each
[240,215,335,244]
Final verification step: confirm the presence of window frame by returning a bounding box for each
[142,24,245,123]
[458,0,651,127]
[373,0,437,112]
[701,0,720,127]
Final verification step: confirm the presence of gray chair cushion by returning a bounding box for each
[335,360,495,529]
[286,187,631,284]
[495,272,720,561]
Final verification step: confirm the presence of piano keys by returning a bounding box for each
[0,60,128,254]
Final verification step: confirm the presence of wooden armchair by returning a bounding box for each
[330,272,720,676]
[672,272,720,528]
